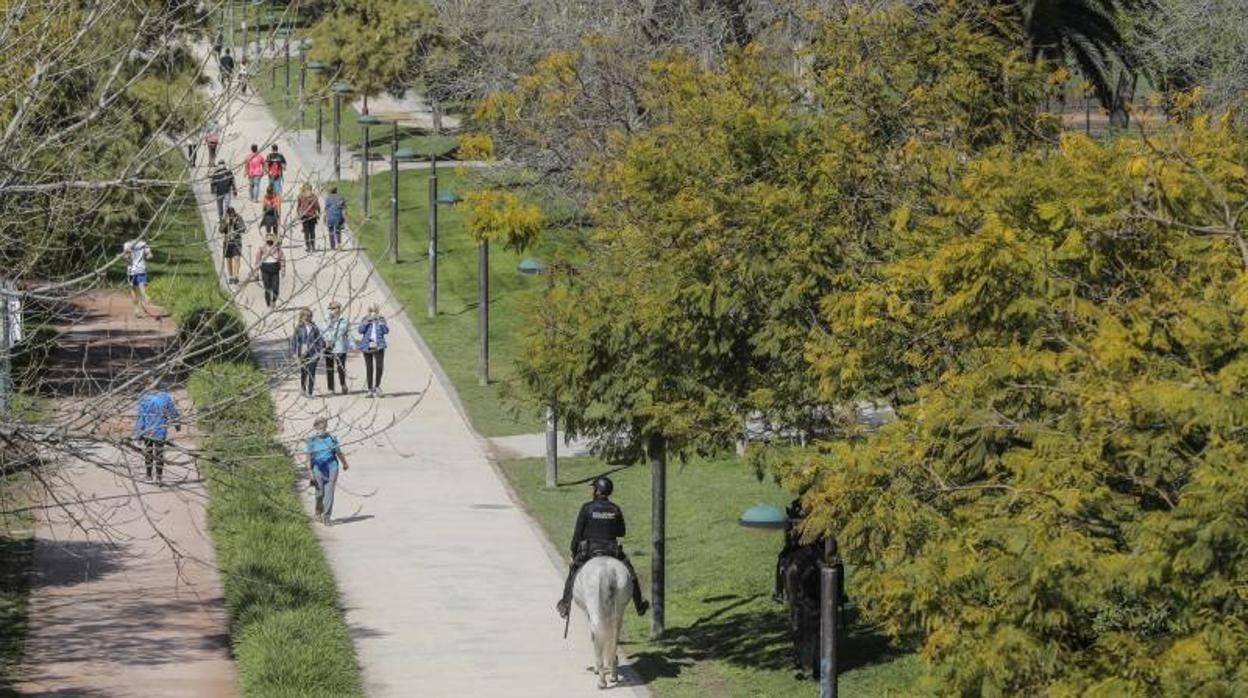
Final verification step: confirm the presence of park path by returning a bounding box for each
[197,50,648,696]
[16,292,236,697]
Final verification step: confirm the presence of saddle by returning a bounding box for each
[577,539,622,560]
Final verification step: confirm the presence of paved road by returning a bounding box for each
[195,50,648,697]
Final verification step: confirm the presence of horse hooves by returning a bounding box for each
[597,677,607,689]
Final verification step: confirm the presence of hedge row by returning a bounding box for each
[188,362,364,698]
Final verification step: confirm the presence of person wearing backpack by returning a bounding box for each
[296,183,321,251]
[305,416,350,524]
[245,144,266,201]
[260,184,281,238]
[209,159,236,219]
[219,206,245,284]
[291,308,325,398]
[204,122,222,165]
[323,186,347,249]
[266,144,287,195]
[219,49,235,87]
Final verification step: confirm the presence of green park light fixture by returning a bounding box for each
[357,114,382,217]
[426,155,461,320]
[517,257,547,275]
[515,256,557,487]
[331,82,353,180]
[738,503,789,529]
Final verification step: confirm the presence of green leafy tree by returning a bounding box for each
[307,0,432,107]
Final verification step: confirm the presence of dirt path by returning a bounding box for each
[16,292,237,697]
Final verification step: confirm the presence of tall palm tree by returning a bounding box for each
[1010,0,1150,116]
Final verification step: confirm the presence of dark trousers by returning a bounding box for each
[299,356,318,395]
[559,544,646,611]
[186,143,198,165]
[260,262,281,307]
[207,142,218,163]
[324,351,346,392]
[302,218,317,250]
[363,349,384,390]
[142,438,165,479]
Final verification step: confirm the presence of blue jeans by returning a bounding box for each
[249,176,263,200]
[327,219,344,248]
[312,468,338,520]
[269,174,283,195]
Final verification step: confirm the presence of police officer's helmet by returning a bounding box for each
[592,476,614,497]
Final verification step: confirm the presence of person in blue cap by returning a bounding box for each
[134,389,181,483]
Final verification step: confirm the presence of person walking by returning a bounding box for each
[291,308,325,398]
[134,389,181,484]
[323,186,347,249]
[321,301,351,395]
[185,132,199,167]
[210,159,236,219]
[245,144,266,201]
[120,238,153,318]
[204,121,222,164]
[296,183,321,252]
[305,416,349,524]
[260,184,281,239]
[357,305,389,397]
[253,235,285,308]
[266,144,287,195]
[219,49,235,87]
[219,206,245,284]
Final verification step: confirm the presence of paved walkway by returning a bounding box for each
[17,293,236,698]
[196,51,648,696]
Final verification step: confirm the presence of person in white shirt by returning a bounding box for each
[121,239,153,318]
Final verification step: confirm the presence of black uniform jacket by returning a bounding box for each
[570,498,626,556]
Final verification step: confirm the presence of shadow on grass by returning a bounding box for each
[627,595,904,685]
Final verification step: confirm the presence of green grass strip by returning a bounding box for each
[189,362,363,698]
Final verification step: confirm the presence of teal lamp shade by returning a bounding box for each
[393,147,418,160]
[331,81,353,94]
[517,258,547,275]
[739,503,789,530]
[357,114,381,126]
[306,60,326,71]
[436,191,462,205]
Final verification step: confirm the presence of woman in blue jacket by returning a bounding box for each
[357,304,389,397]
[291,308,325,398]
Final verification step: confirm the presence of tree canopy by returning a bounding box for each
[509,1,1248,693]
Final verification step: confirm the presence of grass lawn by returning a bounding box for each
[252,59,458,158]
[500,456,927,698]
[337,169,577,436]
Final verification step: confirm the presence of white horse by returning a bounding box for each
[572,555,633,689]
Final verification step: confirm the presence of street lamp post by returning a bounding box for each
[478,238,489,386]
[738,503,841,697]
[283,31,291,99]
[388,144,418,262]
[306,61,325,152]
[357,114,380,218]
[331,82,352,181]
[519,258,554,487]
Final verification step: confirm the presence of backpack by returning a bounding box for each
[307,434,339,474]
[267,158,283,177]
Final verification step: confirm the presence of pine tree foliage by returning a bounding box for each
[306,0,433,100]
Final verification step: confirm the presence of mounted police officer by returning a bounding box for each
[555,476,650,619]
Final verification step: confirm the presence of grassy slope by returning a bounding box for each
[148,177,362,697]
[252,59,458,158]
[338,169,574,436]
[502,456,926,698]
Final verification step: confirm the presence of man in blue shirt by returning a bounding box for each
[323,187,347,249]
[134,390,181,483]
[306,416,350,524]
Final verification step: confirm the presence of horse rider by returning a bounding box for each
[555,476,650,619]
